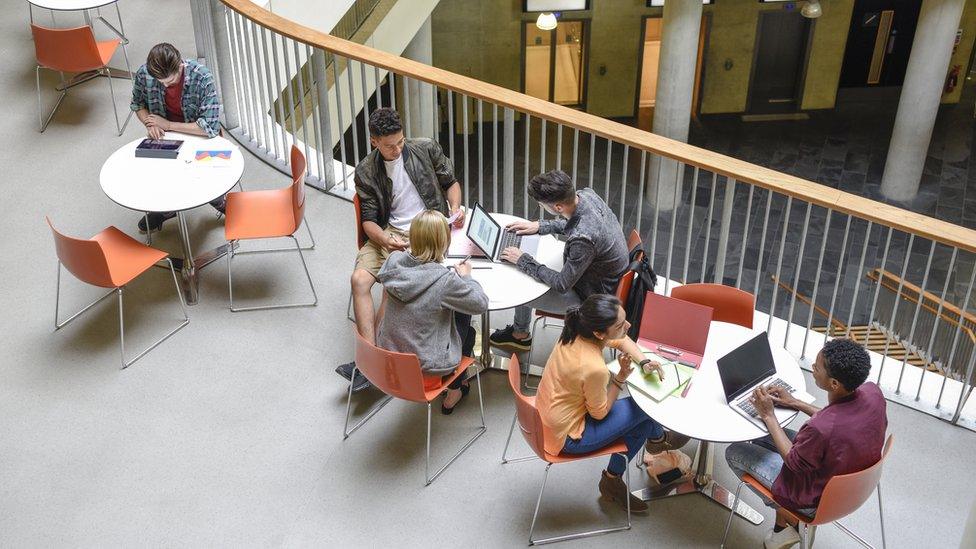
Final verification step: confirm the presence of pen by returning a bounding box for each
[471,266,492,270]
[681,380,694,397]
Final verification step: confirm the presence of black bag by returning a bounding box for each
[623,243,657,340]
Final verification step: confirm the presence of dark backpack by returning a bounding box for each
[623,243,657,340]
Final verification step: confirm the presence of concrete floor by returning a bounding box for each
[3,2,976,547]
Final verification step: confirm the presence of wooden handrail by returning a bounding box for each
[770,275,847,331]
[220,0,976,254]
[867,269,976,345]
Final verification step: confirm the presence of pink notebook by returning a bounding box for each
[447,226,487,257]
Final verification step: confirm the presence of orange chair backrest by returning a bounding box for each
[354,330,428,403]
[626,229,643,258]
[507,355,548,459]
[812,435,894,525]
[352,194,367,248]
[47,217,114,288]
[31,25,104,73]
[671,283,755,329]
[615,269,635,304]
[289,146,307,230]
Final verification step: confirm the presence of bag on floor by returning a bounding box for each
[644,449,692,488]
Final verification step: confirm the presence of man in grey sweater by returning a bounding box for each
[489,170,629,353]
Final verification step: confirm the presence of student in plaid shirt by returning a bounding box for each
[130,43,225,233]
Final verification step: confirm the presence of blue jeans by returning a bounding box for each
[725,430,815,516]
[562,397,664,475]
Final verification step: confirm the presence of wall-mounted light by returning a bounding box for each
[801,0,822,18]
[536,12,558,30]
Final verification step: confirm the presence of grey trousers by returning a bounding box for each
[512,288,582,333]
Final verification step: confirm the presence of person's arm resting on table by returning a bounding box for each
[506,238,596,294]
[752,386,824,473]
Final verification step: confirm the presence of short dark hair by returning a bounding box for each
[147,43,183,79]
[528,170,575,204]
[559,294,621,345]
[821,339,871,392]
[368,108,403,137]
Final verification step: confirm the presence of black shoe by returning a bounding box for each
[211,197,226,215]
[336,361,371,392]
[489,325,532,353]
[138,212,176,234]
[441,382,470,415]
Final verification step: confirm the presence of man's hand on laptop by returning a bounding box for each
[500,246,523,264]
[383,233,409,252]
[506,220,539,235]
[751,386,776,420]
[766,385,801,410]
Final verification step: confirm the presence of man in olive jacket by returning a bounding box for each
[337,108,465,389]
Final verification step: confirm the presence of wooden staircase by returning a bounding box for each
[811,324,945,374]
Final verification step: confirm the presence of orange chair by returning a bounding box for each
[48,217,188,369]
[670,282,756,329]
[225,146,317,311]
[721,435,893,549]
[500,355,633,544]
[523,229,644,389]
[31,22,133,134]
[342,331,486,485]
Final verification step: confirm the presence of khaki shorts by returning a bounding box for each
[354,226,409,277]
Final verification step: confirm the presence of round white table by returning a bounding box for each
[100,132,245,305]
[616,321,807,525]
[444,212,565,370]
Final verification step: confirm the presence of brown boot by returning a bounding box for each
[645,430,691,454]
[598,470,648,513]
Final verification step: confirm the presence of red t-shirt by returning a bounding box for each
[772,382,888,511]
[163,70,185,123]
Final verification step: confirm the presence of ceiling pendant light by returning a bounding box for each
[801,1,822,18]
[536,12,558,31]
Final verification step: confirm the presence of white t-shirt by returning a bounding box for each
[385,155,426,231]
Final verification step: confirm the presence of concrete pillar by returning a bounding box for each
[648,0,702,212]
[881,0,965,202]
[402,16,434,138]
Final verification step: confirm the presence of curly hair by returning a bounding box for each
[821,338,871,392]
[368,107,402,137]
[528,170,575,204]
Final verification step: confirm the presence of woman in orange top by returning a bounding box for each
[536,293,668,512]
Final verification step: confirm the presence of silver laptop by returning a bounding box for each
[466,202,540,262]
[717,332,815,430]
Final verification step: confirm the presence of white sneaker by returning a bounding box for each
[764,525,800,549]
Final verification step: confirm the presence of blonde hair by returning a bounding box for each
[409,210,450,263]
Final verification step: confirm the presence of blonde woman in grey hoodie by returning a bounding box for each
[376,210,489,414]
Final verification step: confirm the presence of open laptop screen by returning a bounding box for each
[717,332,777,402]
[466,203,501,258]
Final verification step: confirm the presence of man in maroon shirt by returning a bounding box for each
[725,338,887,549]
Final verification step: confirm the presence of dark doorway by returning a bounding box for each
[747,11,812,114]
[839,0,921,87]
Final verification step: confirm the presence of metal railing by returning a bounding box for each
[194,0,976,429]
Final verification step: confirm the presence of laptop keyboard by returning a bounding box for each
[499,230,522,252]
[736,378,796,417]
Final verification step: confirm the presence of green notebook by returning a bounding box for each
[623,352,696,402]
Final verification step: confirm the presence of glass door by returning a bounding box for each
[523,20,586,107]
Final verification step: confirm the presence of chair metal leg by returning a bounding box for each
[877,483,886,549]
[527,463,552,545]
[118,258,190,369]
[527,451,633,545]
[807,524,817,549]
[501,411,539,464]
[36,65,67,133]
[342,364,393,439]
[228,235,317,312]
[53,261,116,330]
[720,480,745,548]
[104,65,133,136]
[424,368,488,486]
